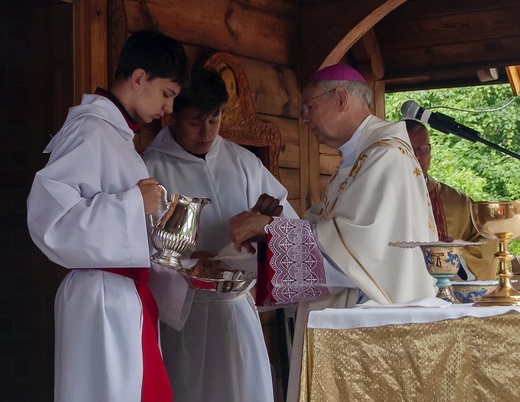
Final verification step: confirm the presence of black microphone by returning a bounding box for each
[401,100,480,142]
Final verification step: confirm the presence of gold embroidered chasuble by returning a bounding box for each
[427,174,497,280]
[305,116,437,305]
[274,116,439,402]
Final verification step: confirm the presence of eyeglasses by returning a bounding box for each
[413,144,431,156]
[300,88,336,116]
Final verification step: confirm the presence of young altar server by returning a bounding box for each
[143,68,299,402]
[229,62,438,401]
[27,30,191,402]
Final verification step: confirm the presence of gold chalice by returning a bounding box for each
[470,200,520,306]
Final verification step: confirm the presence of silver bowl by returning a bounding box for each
[184,260,257,293]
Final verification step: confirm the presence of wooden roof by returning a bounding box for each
[299,0,520,92]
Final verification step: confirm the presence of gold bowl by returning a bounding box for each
[470,201,520,240]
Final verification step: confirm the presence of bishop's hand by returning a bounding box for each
[229,211,271,253]
[250,193,283,217]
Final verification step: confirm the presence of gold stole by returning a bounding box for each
[429,187,447,238]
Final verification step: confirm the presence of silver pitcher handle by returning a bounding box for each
[158,184,169,207]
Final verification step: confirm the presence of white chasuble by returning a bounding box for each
[258,116,438,402]
[261,116,437,307]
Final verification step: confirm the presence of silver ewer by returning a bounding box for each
[150,185,211,270]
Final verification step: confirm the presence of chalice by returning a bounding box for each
[470,200,520,306]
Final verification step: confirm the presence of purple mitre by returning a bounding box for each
[310,62,366,83]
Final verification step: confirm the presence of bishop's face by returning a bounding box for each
[300,83,358,149]
[171,108,223,155]
[300,85,339,147]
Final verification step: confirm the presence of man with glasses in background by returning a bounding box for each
[405,118,497,281]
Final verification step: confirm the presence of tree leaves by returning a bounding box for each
[386,85,520,253]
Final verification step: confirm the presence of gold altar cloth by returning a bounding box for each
[299,312,520,401]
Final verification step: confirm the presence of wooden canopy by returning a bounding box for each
[299,0,520,92]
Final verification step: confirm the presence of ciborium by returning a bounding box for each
[420,244,462,303]
[470,200,520,306]
[150,186,211,271]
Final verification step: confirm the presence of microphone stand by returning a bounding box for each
[402,101,520,160]
[446,127,520,161]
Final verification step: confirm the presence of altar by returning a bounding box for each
[298,304,520,402]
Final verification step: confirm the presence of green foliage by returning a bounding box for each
[385,85,520,254]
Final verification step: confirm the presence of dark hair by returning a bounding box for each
[173,68,229,115]
[403,118,427,132]
[115,30,191,86]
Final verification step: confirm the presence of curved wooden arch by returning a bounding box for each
[300,0,405,81]
[203,52,282,180]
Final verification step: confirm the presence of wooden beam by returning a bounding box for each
[376,4,520,51]
[300,0,405,82]
[371,80,386,119]
[381,37,520,79]
[506,65,520,96]
[122,0,299,67]
[350,28,385,81]
[65,0,108,101]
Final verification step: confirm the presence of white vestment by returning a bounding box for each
[27,94,153,402]
[143,126,299,402]
[257,116,438,402]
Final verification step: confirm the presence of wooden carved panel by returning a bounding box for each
[204,52,282,180]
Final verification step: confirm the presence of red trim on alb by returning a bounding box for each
[102,268,173,402]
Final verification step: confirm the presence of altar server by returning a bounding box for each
[27,30,191,402]
[229,62,438,401]
[143,68,299,402]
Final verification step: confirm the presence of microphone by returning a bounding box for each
[401,100,480,142]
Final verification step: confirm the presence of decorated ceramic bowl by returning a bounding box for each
[450,280,498,303]
[419,245,463,276]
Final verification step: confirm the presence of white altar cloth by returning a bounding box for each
[307,303,520,330]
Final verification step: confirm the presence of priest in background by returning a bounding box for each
[405,118,497,281]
